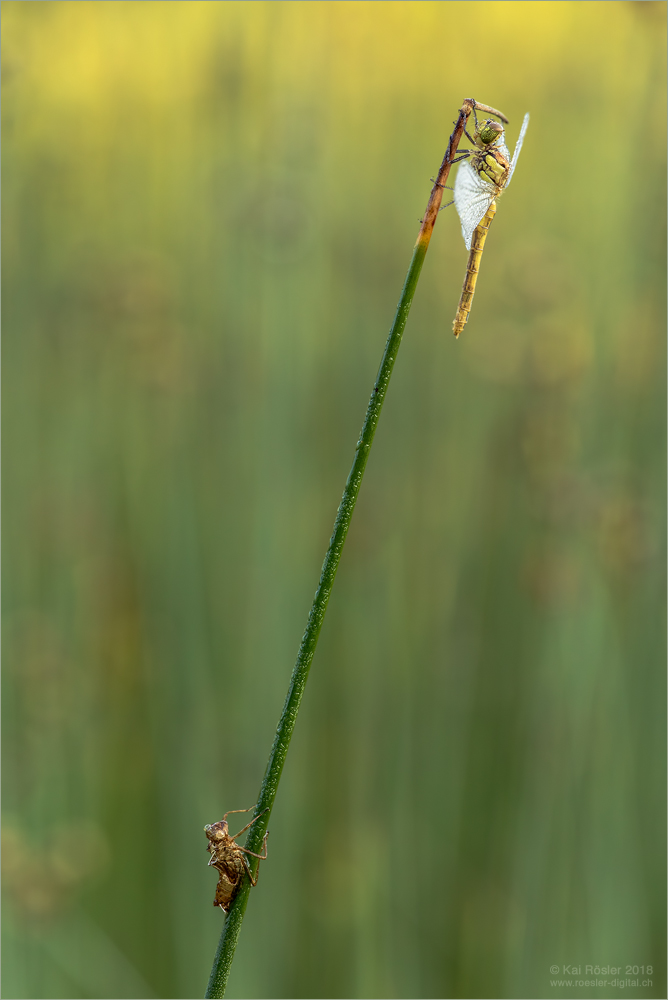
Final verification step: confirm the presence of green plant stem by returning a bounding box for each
[205,97,496,999]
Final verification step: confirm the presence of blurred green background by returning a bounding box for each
[2,2,666,998]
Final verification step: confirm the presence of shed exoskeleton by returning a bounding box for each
[204,807,269,912]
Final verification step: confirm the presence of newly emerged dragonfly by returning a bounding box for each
[451,107,529,337]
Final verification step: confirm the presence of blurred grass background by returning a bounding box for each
[2,2,666,998]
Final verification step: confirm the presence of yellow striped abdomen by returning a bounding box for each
[452,200,497,338]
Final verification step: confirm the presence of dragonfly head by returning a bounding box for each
[476,119,504,147]
[204,820,229,843]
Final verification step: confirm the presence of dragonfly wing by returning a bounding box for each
[454,161,495,250]
[506,113,530,188]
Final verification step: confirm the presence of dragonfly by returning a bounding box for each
[450,106,529,338]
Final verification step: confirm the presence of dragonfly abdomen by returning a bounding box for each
[452,200,497,338]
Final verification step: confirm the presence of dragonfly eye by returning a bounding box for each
[477,120,504,146]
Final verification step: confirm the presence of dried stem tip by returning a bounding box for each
[465,99,509,123]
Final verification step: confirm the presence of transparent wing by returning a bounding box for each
[505,113,530,188]
[454,160,496,250]
[497,138,511,163]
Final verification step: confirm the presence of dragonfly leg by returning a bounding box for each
[229,807,269,840]
[438,200,454,212]
[222,806,254,823]
[430,178,453,190]
[239,831,269,862]
[239,853,258,887]
[449,153,470,165]
[464,127,477,146]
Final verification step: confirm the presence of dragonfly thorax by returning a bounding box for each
[473,147,509,189]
